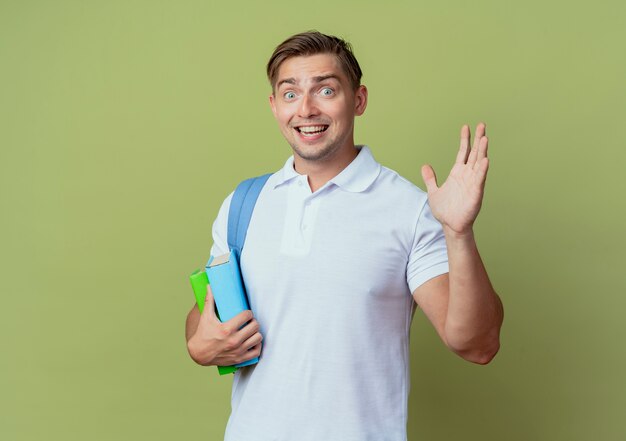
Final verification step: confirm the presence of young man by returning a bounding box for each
[186,31,503,441]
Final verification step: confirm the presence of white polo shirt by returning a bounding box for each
[210,146,449,441]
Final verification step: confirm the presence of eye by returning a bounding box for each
[283,91,296,100]
[320,87,334,96]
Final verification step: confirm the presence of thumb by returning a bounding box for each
[421,164,439,195]
[201,284,218,321]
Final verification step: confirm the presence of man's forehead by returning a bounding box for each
[275,54,347,86]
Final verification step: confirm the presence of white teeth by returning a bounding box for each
[298,125,327,133]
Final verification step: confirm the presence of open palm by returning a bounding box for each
[421,123,490,234]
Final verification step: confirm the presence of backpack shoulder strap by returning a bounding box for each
[227,173,272,257]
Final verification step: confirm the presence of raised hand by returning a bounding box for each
[421,123,489,236]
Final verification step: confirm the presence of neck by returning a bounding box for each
[293,144,359,192]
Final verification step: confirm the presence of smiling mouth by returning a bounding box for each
[295,125,329,136]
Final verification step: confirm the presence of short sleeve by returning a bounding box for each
[406,199,449,293]
[208,192,234,264]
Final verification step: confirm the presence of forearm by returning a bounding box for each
[185,305,200,342]
[443,227,503,364]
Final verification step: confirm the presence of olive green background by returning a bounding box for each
[2,1,625,440]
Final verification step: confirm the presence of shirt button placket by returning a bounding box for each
[302,197,313,234]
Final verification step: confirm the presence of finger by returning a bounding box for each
[474,136,488,168]
[201,284,217,320]
[421,164,439,194]
[240,332,263,352]
[249,342,263,357]
[455,124,470,164]
[467,136,480,168]
[223,309,255,334]
[237,342,262,364]
[235,318,261,344]
[467,123,486,167]
[472,122,486,152]
[475,157,490,190]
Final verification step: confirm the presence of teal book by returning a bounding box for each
[206,250,259,368]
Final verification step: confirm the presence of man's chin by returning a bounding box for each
[291,143,338,162]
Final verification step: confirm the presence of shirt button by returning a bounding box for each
[302,224,308,230]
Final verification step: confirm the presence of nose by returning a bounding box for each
[297,94,320,118]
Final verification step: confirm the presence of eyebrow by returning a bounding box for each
[276,74,340,90]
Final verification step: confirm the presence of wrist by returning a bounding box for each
[442,225,475,242]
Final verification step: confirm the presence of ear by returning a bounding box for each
[269,93,278,118]
[354,85,368,116]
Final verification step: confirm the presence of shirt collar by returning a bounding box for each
[274,145,381,193]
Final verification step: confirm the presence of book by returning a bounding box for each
[205,250,259,368]
[189,269,238,375]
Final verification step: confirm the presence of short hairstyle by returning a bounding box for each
[266,31,363,93]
